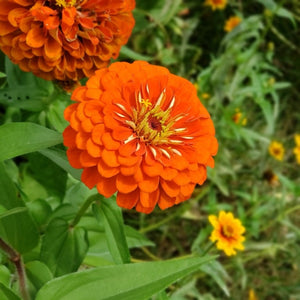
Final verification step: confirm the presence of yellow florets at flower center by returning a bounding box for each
[133,99,175,145]
[125,90,181,146]
[222,224,234,238]
[55,0,77,8]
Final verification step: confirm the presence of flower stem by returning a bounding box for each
[201,241,217,256]
[0,238,30,300]
[70,194,101,227]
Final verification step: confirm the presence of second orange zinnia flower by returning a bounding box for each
[63,61,218,213]
[0,0,135,81]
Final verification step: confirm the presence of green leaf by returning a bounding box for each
[26,152,67,200]
[40,218,88,277]
[200,261,230,297]
[119,46,152,61]
[0,207,28,220]
[0,283,21,300]
[26,261,53,290]
[0,163,39,253]
[93,197,131,264]
[36,255,216,300]
[0,123,62,161]
[39,148,82,181]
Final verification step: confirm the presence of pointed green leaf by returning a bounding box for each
[36,255,216,300]
[26,261,53,290]
[93,197,130,264]
[40,218,88,277]
[0,123,62,161]
[0,283,21,300]
[0,163,39,253]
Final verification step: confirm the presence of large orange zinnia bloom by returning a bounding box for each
[0,0,135,81]
[63,61,218,213]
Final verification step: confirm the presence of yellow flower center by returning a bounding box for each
[55,0,77,8]
[130,92,176,145]
[222,224,234,238]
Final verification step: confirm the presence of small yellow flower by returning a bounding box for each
[249,288,258,300]
[208,211,246,256]
[294,134,300,147]
[293,146,300,164]
[201,93,210,100]
[268,141,285,161]
[224,16,242,32]
[232,108,247,126]
[204,0,227,10]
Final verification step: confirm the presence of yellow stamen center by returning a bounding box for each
[127,92,178,146]
[222,224,234,238]
[55,0,77,8]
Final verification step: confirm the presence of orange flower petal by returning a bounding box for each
[116,174,138,193]
[116,189,139,210]
[96,176,117,198]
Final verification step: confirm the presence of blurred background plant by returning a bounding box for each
[0,0,299,299]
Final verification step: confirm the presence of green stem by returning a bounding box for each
[201,241,217,257]
[70,194,101,227]
[0,238,30,300]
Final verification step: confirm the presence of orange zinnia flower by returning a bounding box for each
[224,16,242,32]
[209,211,245,256]
[63,61,218,213]
[204,0,227,10]
[0,0,135,82]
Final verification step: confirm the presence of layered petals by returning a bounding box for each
[0,0,136,81]
[63,61,218,213]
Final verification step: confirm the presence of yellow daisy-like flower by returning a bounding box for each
[293,146,300,164]
[268,141,285,161]
[249,289,258,300]
[224,16,242,32]
[204,0,227,10]
[209,211,245,256]
[294,134,300,147]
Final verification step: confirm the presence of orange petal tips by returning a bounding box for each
[63,61,218,213]
[0,0,136,81]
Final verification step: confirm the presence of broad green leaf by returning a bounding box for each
[39,148,82,181]
[26,152,67,200]
[36,255,216,300]
[0,283,21,300]
[0,163,39,253]
[0,123,62,161]
[0,266,11,287]
[85,226,154,267]
[40,218,88,277]
[0,207,27,220]
[93,197,131,264]
[26,261,53,290]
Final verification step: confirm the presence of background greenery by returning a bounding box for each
[0,0,299,299]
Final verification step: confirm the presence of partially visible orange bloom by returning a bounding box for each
[268,141,284,161]
[204,0,227,10]
[0,0,135,81]
[224,16,242,32]
[63,61,218,213]
[209,211,245,256]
